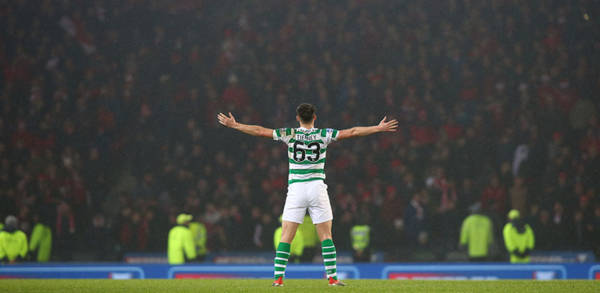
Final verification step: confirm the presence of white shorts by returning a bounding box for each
[282,180,333,224]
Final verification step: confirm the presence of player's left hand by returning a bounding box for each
[217,112,238,128]
[378,116,399,132]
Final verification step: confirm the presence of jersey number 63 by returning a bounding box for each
[292,141,320,162]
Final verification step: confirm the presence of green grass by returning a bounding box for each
[0,279,598,293]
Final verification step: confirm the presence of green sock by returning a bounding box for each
[321,239,338,280]
[274,242,290,279]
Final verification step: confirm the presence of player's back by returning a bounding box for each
[273,127,339,185]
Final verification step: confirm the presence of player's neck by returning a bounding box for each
[299,123,315,129]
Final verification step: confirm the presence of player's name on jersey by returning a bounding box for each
[295,134,320,141]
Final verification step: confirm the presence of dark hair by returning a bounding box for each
[296,103,316,123]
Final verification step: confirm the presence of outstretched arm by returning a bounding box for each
[217,112,273,138]
[336,116,398,141]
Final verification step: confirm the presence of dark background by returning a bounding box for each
[0,0,599,261]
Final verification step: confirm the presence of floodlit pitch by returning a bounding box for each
[1,279,599,293]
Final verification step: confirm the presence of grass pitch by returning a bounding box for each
[1,279,598,293]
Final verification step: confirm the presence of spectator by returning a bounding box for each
[189,219,208,262]
[404,191,429,248]
[89,213,112,261]
[351,213,371,263]
[531,209,554,251]
[29,212,52,262]
[459,204,494,262]
[503,210,535,263]
[550,202,570,249]
[168,214,197,265]
[457,178,479,217]
[55,202,75,261]
[509,177,528,216]
[587,205,600,257]
[481,175,507,219]
[0,216,28,264]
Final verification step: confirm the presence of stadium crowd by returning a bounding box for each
[1,0,600,261]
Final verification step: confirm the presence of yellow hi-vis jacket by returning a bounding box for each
[29,223,52,262]
[168,225,197,264]
[274,227,304,257]
[459,214,494,258]
[503,221,535,263]
[188,222,207,256]
[0,230,28,262]
[298,215,318,248]
[351,225,370,251]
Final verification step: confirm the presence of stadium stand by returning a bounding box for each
[0,0,599,261]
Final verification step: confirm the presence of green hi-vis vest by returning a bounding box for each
[30,223,52,262]
[351,225,371,251]
[459,214,493,258]
[299,215,318,248]
[274,227,304,256]
[168,225,197,265]
[189,222,207,256]
[0,230,28,262]
[503,222,535,263]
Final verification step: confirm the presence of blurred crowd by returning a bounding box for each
[1,0,599,261]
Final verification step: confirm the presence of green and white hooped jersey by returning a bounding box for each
[273,127,338,185]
